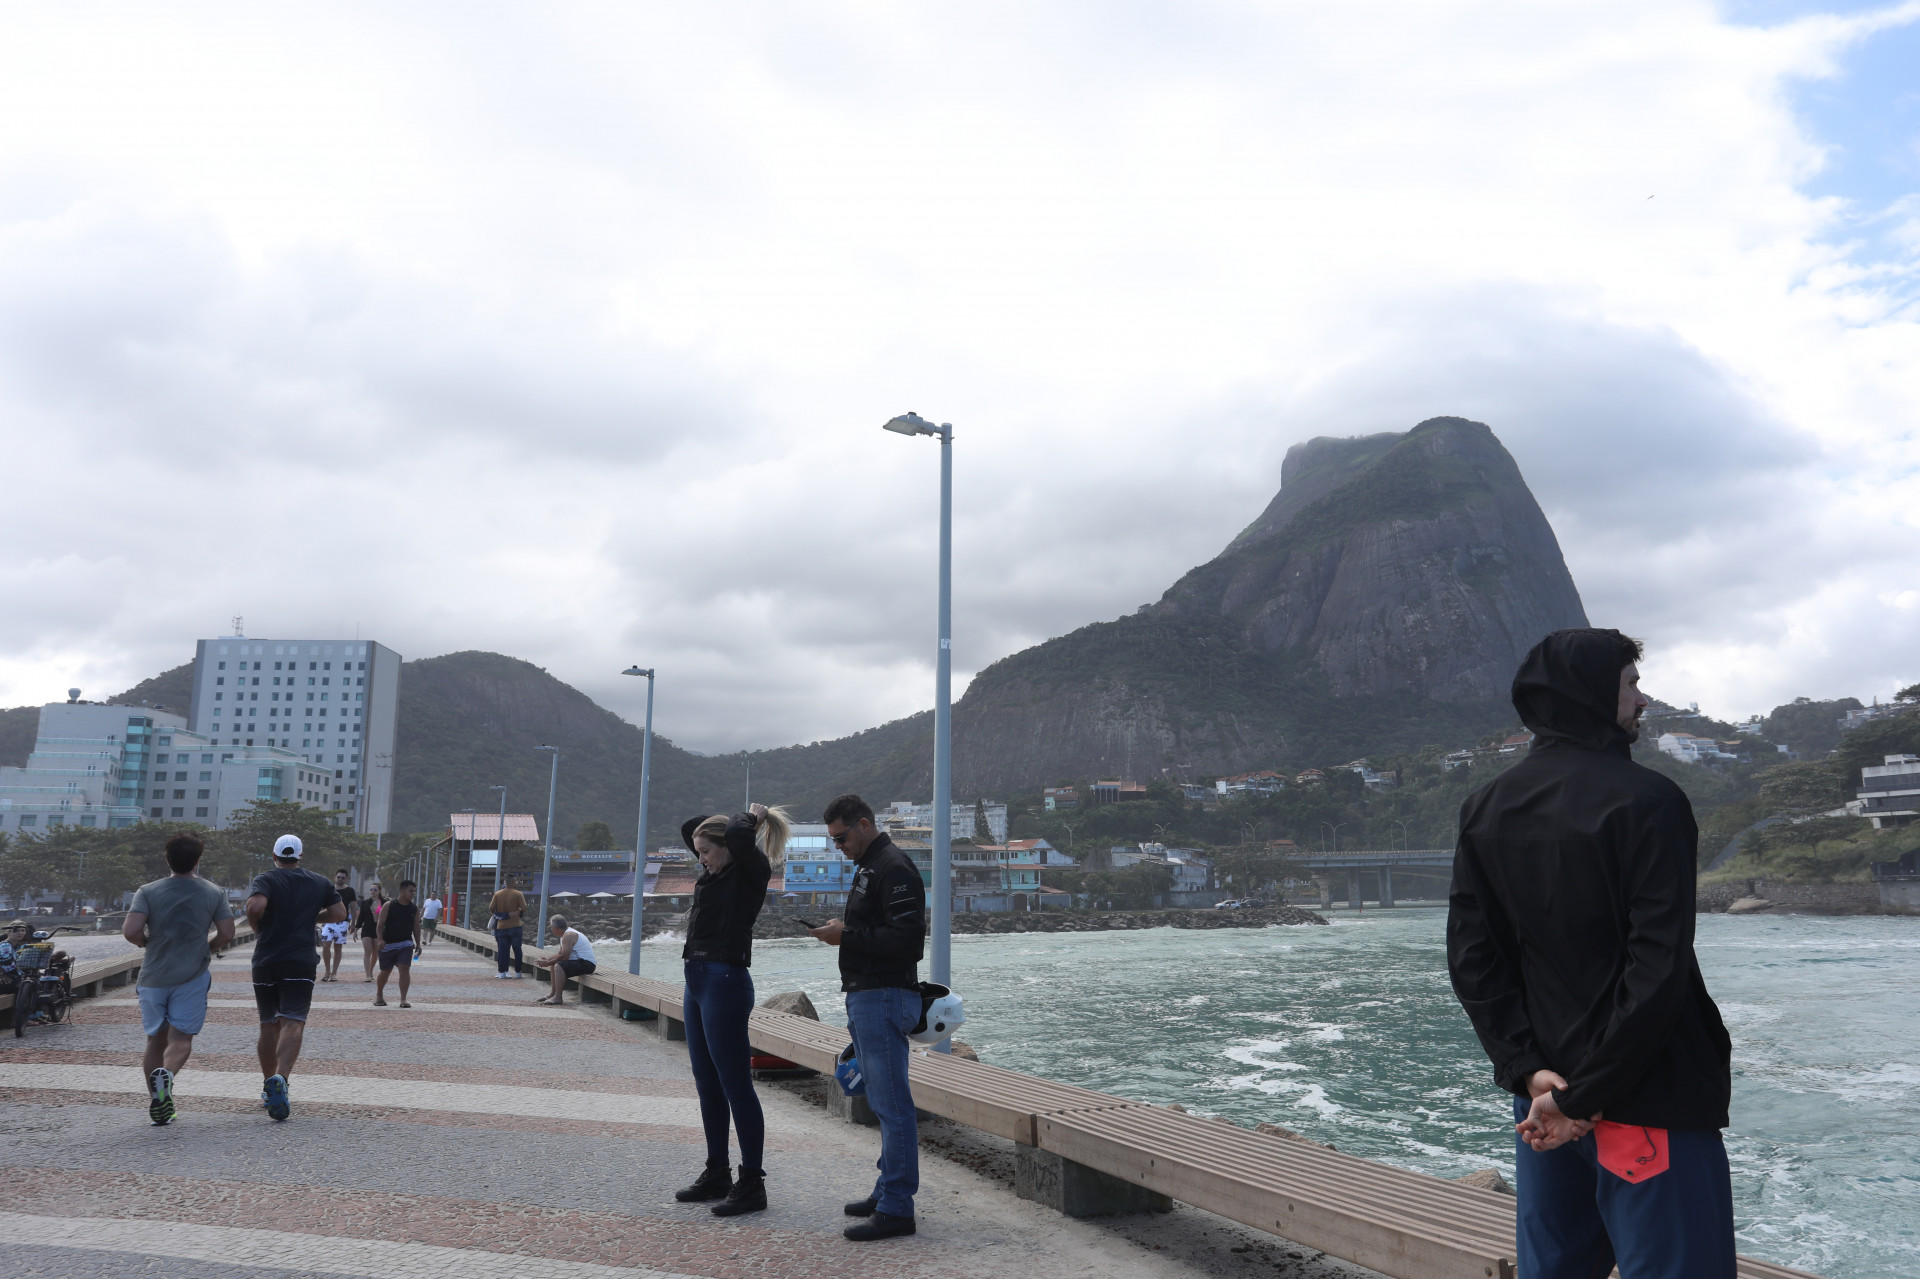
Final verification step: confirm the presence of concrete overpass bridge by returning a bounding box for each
[1288,849,1455,908]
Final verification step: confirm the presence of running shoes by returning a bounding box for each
[263,1073,290,1121]
[148,1067,175,1126]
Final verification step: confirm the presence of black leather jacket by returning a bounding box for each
[839,833,926,992]
[681,812,771,967]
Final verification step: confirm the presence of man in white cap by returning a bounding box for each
[244,834,346,1121]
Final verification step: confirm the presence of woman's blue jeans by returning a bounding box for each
[683,960,765,1172]
[845,985,921,1218]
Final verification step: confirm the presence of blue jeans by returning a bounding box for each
[683,961,765,1172]
[1512,1097,1735,1279]
[494,927,523,973]
[846,986,920,1218]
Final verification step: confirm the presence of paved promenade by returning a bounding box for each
[1,934,1375,1279]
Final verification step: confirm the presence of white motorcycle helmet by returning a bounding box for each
[910,982,966,1045]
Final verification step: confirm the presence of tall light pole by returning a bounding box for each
[460,807,477,929]
[882,411,953,989]
[621,666,655,975]
[536,746,560,947]
[489,785,508,900]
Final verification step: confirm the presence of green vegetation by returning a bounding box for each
[575,820,615,850]
[0,800,384,911]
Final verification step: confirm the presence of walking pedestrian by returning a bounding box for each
[532,914,597,1005]
[354,881,385,983]
[420,892,443,946]
[121,832,235,1125]
[1448,629,1736,1278]
[489,882,527,979]
[245,834,347,1121]
[373,880,424,1008]
[320,869,356,982]
[670,803,789,1218]
[808,794,925,1241]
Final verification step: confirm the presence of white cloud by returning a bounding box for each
[0,1,1914,748]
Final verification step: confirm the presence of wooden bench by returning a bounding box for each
[434,924,1820,1279]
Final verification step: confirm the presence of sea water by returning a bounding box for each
[602,910,1919,1278]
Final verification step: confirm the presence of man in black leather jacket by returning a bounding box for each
[808,793,925,1241]
[1448,628,1735,1278]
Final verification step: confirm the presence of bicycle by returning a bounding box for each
[10,929,76,1037]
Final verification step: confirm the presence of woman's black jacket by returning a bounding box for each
[680,812,771,967]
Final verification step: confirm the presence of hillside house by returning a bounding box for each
[1043,786,1078,811]
[1656,731,1740,764]
[1216,770,1285,797]
[1092,780,1149,805]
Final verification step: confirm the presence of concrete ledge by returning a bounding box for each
[1017,1145,1172,1217]
[827,1086,878,1126]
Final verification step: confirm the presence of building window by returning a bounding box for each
[197,789,210,799]
[150,807,162,817]
[18,815,35,827]
[171,807,184,817]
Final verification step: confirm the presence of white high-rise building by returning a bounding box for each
[186,635,402,834]
[0,699,330,833]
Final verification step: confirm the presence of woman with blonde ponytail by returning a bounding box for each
[669,800,790,1218]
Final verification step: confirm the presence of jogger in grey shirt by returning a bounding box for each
[123,832,235,1125]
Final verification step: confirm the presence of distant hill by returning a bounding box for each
[388,650,932,844]
[110,664,195,715]
[931,416,1591,792]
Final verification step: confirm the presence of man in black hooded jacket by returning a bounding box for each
[1448,628,1736,1278]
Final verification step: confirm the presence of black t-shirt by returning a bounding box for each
[337,884,357,915]
[247,866,342,969]
[380,901,419,945]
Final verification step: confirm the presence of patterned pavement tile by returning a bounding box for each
[0,1049,702,1094]
[64,1004,636,1041]
[0,1064,823,1131]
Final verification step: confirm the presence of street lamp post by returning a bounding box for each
[536,746,560,947]
[489,785,508,903]
[882,411,953,993]
[621,666,655,975]
[460,808,477,929]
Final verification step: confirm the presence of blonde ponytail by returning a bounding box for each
[757,805,792,866]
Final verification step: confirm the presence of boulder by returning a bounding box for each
[1453,1168,1514,1195]
[948,1040,980,1062]
[1726,897,1774,915]
[758,990,820,1020]
[1255,1121,1336,1151]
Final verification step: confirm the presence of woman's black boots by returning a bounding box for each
[675,1163,731,1202]
[710,1167,767,1217]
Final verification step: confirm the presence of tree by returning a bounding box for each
[1741,828,1765,866]
[575,820,615,850]
[205,801,375,890]
[1896,684,1920,705]
[1755,761,1847,817]
[973,798,992,844]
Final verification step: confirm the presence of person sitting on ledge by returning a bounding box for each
[533,915,597,1006]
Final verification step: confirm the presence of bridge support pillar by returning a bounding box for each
[1380,866,1395,908]
[1318,877,1333,909]
[1016,1145,1172,1217]
[1347,871,1362,909]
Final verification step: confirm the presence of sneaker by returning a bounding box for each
[673,1164,732,1203]
[710,1168,766,1217]
[844,1195,877,1218]
[843,1210,915,1241]
[263,1074,290,1121]
[148,1068,175,1126]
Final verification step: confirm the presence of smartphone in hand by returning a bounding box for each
[793,918,818,930]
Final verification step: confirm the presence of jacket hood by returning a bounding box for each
[1511,629,1634,756]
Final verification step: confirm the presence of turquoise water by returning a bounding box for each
[614,910,1920,1277]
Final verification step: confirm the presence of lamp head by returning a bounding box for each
[536,744,558,753]
[882,411,941,437]
[622,666,654,678]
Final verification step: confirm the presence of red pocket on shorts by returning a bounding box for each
[1594,1121,1669,1182]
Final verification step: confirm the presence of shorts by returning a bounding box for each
[422,919,439,935]
[377,941,415,972]
[252,961,318,1023]
[137,970,213,1036]
[558,958,596,978]
[319,922,352,945]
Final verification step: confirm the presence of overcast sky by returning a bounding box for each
[1,1,1915,753]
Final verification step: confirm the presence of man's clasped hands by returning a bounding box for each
[1518,1069,1600,1152]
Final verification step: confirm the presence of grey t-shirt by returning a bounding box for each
[129,875,232,990]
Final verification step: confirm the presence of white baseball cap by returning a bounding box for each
[273,834,304,859]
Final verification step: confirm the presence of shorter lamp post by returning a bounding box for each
[536,746,559,947]
[622,666,655,975]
